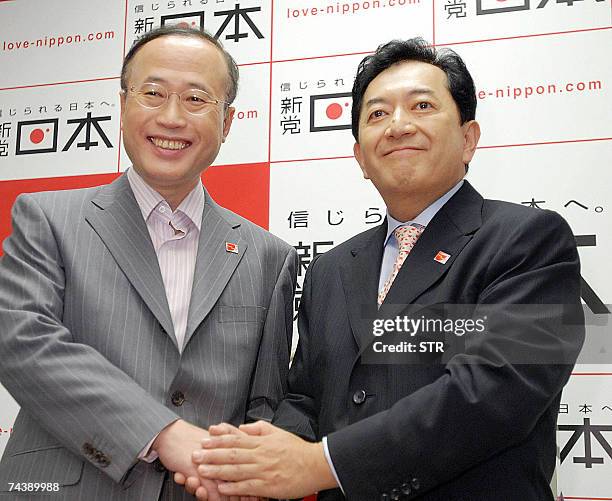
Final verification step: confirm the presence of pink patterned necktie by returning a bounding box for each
[377,224,425,306]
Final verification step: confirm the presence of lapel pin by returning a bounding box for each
[434,251,451,264]
[225,242,238,254]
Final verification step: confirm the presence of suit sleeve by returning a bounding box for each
[326,210,585,499]
[245,244,298,423]
[272,255,320,441]
[0,194,179,483]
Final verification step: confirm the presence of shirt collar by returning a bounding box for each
[126,167,204,231]
[383,179,464,247]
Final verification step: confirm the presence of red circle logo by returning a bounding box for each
[326,103,343,120]
[29,128,45,144]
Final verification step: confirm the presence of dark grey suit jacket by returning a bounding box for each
[0,174,297,500]
[273,181,584,501]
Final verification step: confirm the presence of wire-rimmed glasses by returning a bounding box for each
[127,82,228,116]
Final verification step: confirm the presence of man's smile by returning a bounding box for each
[383,145,425,156]
[148,136,191,150]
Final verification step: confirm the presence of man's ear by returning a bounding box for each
[221,106,235,142]
[353,142,370,180]
[462,120,481,165]
[119,91,126,130]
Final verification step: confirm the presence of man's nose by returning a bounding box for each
[156,94,187,127]
[385,108,417,138]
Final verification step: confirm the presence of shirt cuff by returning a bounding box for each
[138,434,160,463]
[322,436,345,495]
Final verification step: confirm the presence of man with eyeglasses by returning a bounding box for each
[0,26,296,501]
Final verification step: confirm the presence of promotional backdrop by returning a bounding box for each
[1,1,611,498]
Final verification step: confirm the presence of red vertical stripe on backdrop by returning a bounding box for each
[267,0,275,164]
[116,0,130,171]
[0,162,270,253]
[432,0,436,45]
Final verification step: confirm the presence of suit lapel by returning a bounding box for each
[85,174,176,348]
[382,181,483,308]
[183,193,247,350]
[339,224,387,351]
[350,182,484,358]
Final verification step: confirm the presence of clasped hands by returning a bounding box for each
[155,419,337,500]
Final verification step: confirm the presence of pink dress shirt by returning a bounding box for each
[127,167,203,352]
[127,167,204,462]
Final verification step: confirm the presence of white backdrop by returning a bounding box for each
[1,1,611,498]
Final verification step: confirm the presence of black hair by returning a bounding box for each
[351,38,476,142]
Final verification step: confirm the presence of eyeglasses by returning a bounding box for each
[127,82,228,116]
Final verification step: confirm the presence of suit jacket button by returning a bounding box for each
[380,494,390,501]
[390,488,400,500]
[171,390,185,406]
[352,390,367,405]
[411,478,420,490]
[97,454,110,468]
[401,482,411,495]
[82,442,94,456]
[153,459,167,472]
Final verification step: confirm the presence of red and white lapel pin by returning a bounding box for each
[434,251,451,264]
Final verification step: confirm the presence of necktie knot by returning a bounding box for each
[394,224,424,253]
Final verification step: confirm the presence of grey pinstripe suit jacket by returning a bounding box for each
[0,173,297,500]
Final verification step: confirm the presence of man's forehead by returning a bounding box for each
[127,35,228,90]
[365,60,449,98]
[133,35,222,64]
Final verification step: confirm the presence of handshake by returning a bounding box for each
[151,419,338,500]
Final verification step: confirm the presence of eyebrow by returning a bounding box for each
[145,75,213,94]
[364,87,435,108]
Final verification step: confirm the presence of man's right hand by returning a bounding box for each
[153,419,227,501]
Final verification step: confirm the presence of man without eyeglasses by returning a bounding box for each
[0,26,296,501]
[190,38,584,501]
